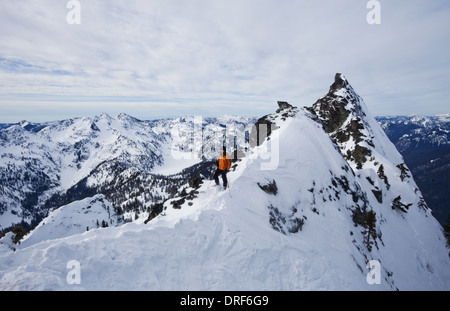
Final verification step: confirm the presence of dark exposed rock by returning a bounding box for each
[330,73,350,93]
[268,205,305,235]
[310,73,377,170]
[258,180,278,195]
[396,163,411,181]
[350,145,372,169]
[276,101,296,113]
[371,189,383,204]
[171,198,185,209]
[377,165,390,190]
[144,202,165,224]
[311,74,352,134]
[392,195,412,213]
[188,174,203,189]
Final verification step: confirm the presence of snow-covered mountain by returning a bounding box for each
[0,114,256,231]
[377,114,450,154]
[0,74,449,290]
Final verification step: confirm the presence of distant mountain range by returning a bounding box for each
[0,114,256,231]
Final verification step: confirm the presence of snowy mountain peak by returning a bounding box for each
[117,112,142,123]
[311,73,401,170]
[312,73,364,133]
[330,72,351,92]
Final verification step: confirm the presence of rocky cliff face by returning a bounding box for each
[312,73,379,169]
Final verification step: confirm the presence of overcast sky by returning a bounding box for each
[0,0,449,122]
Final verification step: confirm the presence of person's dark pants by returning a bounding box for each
[214,169,228,188]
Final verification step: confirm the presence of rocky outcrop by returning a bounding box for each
[311,73,373,169]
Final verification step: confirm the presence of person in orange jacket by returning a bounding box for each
[214,147,232,189]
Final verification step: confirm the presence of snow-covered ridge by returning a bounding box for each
[0,74,449,290]
[19,194,123,248]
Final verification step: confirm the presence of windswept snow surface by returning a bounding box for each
[1,108,449,291]
[18,194,123,249]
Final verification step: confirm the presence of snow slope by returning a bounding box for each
[18,194,123,249]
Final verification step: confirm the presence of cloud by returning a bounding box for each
[0,0,449,122]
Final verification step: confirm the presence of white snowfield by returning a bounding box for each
[1,104,449,291]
